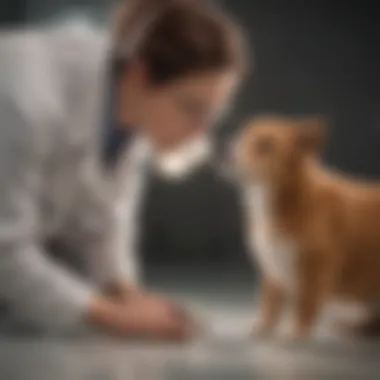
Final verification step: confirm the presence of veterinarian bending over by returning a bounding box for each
[0,0,247,339]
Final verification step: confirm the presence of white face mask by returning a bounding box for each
[152,136,213,180]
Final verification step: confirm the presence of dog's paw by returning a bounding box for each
[277,320,311,344]
[250,319,274,340]
[279,329,313,348]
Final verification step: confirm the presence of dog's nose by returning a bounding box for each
[220,137,240,180]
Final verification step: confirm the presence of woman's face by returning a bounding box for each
[121,66,239,152]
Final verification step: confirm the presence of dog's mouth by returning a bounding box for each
[221,162,259,190]
[219,139,258,185]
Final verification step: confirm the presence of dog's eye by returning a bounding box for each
[253,137,274,155]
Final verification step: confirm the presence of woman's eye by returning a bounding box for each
[253,137,274,155]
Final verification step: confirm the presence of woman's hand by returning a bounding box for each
[104,280,197,331]
[86,287,197,341]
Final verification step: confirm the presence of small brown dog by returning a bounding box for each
[234,115,380,341]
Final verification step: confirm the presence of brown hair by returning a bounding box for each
[112,0,248,85]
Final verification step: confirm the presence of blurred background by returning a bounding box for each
[1,0,380,326]
[1,2,380,379]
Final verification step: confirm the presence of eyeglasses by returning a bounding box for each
[173,96,223,128]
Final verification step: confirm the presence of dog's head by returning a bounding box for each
[232,115,326,187]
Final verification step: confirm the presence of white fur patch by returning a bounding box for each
[325,300,370,324]
[244,184,297,291]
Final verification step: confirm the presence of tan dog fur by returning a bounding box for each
[235,116,380,340]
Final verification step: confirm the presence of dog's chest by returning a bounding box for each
[245,185,297,290]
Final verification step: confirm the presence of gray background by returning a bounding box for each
[1,2,380,379]
[2,0,380,288]
[2,0,380,293]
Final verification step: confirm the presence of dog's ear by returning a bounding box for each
[296,116,327,153]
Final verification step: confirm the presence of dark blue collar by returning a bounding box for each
[102,77,133,169]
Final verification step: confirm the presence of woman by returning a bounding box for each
[0,0,248,339]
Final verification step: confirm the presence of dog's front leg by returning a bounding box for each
[287,251,333,341]
[252,276,286,337]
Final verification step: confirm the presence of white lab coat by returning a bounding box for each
[0,25,145,332]
[0,23,213,333]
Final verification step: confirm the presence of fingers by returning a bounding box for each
[167,303,191,323]
[155,303,198,341]
[136,314,191,342]
[165,319,194,342]
[112,291,203,342]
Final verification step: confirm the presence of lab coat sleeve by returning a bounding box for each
[84,138,149,287]
[0,94,95,333]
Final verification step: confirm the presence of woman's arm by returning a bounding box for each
[80,138,150,290]
[0,93,98,333]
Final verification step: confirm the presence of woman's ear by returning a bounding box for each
[296,116,327,153]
